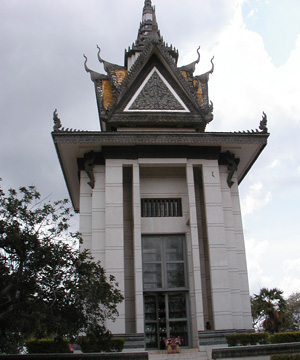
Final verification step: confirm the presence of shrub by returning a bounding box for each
[78,336,125,353]
[226,333,268,347]
[110,338,125,352]
[25,338,71,354]
[269,332,300,344]
[271,355,300,360]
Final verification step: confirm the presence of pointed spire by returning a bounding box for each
[136,0,161,48]
[149,6,160,44]
[143,0,153,21]
[124,1,178,68]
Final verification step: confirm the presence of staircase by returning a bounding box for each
[149,348,209,360]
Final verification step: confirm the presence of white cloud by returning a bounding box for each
[280,259,300,296]
[269,159,280,168]
[247,8,258,19]
[241,182,272,215]
[284,258,300,273]
[245,237,272,294]
[207,8,276,132]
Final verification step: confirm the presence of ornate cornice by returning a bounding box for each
[108,114,203,123]
[52,130,269,146]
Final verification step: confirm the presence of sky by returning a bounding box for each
[0,0,300,298]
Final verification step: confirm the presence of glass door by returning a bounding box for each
[144,292,189,349]
[142,235,190,349]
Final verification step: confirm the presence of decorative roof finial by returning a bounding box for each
[125,0,178,67]
[143,0,153,15]
[97,45,104,65]
[96,45,119,73]
[144,0,152,10]
[209,56,215,74]
[259,112,268,133]
[196,46,201,64]
[83,54,103,82]
[83,54,90,73]
[53,109,62,132]
[178,46,201,73]
[136,0,162,47]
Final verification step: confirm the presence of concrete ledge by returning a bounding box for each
[199,330,253,346]
[0,353,148,360]
[115,333,145,349]
[212,343,300,359]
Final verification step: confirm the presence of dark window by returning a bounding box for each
[141,198,182,217]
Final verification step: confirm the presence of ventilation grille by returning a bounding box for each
[141,198,182,217]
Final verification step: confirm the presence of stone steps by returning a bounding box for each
[149,349,208,360]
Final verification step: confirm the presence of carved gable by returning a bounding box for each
[124,67,189,112]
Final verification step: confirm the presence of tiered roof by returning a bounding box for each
[84,0,214,132]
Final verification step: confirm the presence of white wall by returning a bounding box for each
[79,158,252,337]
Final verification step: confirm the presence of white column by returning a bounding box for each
[79,171,92,251]
[219,167,244,329]
[231,174,252,329]
[91,165,106,265]
[105,160,125,333]
[202,160,233,330]
[132,163,144,333]
[186,161,205,332]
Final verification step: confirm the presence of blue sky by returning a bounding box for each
[0,0,299,298]
[243,0,300,66]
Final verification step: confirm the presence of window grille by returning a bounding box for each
[141,198,182,217]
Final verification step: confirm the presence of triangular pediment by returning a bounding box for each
[124,67,189,112]
[105,46,210,131]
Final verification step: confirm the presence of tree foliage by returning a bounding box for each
[251,288,288,333]
[286,292,300,330]
[0,183,123,353]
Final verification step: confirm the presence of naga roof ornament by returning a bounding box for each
[53,109,61,131]
[259,112,268,133]
[83,55,106,82]
[178,47,201,73]
[97,46,124,73]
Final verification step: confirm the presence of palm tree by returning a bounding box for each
[251,288,287,333]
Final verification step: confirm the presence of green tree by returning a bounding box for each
[251,287,287,333]
[0,183,123,353]
[286,292,300,330]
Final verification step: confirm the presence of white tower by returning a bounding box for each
[52,0,269,351]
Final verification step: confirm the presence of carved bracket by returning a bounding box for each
[84,151,96,189]
[219,151,240,188]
